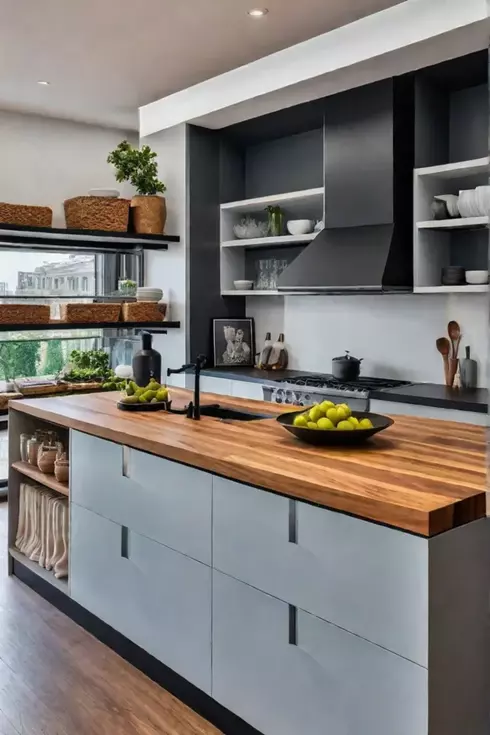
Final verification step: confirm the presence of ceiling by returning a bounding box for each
[0,0,404,131]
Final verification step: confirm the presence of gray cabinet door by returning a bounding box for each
[70,503,211,694]
[213,476,428,665]
[213,571,427,735]
[71,430,212,565]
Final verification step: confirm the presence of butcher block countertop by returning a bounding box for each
[10,389,486,537]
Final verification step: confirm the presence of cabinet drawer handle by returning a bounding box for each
[289,605,297,646]
[122,446,130,478]
[121,526,130,559]
[288,499,297,544]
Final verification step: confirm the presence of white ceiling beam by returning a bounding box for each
[139,0,490,137]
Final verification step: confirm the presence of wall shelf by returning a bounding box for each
[415,157,490,179]
[0,224,179,253]
[222,290,280,297]
[0,321,180,332]
[221,233,317,249]
[417,217,488,230]
[12,460,69,496]
[220,187,324,213]
[414,285,488,294]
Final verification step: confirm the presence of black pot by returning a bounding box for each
[332,351,362,382]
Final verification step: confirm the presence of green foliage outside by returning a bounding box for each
[0,341,41,380]
[42,339,64,376]
[107,140,166,196]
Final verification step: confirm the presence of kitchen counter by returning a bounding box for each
[202,366,488,413]
[10,389,485,536]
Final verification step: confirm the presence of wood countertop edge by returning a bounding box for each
[9,393,486,537]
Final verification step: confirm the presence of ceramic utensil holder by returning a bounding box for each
[54,459,69,484]
[447,358,459,388]
[37,444,58,474]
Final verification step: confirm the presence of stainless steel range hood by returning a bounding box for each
[277,223,411,294]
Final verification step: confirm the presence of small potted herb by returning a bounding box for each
[118,278,137,296]
[107,141,167,234]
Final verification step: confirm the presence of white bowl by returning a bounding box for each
[458,189,480,218]
[233,280,254,290]
[434,194,459,218]
[465,270,488,285]
[88,188,120,198]
[286,219,315,236]
[136,287,163,302]
[475,186,490,217]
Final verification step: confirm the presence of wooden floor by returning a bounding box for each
[0,503,221,735]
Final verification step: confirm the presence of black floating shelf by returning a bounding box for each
[0,321,180,332]
[0,224,179,252]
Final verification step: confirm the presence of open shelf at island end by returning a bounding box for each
[11,460,69,497]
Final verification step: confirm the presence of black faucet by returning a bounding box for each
[167,354,207,420]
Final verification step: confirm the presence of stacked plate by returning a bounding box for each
[136,287,163,303]
[458,186,490,218]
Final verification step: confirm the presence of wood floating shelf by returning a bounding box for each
[417,217,488,230]
[0,224,179,252]
[221,233,317,249]
[9,547,68,592]
[0,321,180,332]
[12,460,69,497]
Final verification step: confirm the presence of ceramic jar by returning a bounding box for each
[27,437,42,465]
[54,458,69,484]
[37,443,58,474]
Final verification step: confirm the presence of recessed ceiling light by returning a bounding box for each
[37,80,50,86]
[248,8,268,17]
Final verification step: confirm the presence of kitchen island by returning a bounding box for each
[7,390,489,735]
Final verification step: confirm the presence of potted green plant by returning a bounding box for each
[107,141,167,234]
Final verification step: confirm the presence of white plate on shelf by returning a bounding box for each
[475,186,490,217]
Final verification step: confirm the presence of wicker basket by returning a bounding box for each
[0,304,51,325]
[64,197,130,232]
[0,203,52,227]
[59,303,121,324]
[0,393,23,410]
[121,301,164,322]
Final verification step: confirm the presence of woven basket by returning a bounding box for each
[0,304,50,325]
[0,393,23,410]
[64,197,130,232]
[59,303,121,324]
[0,203,52,227]
[121,301,164,322]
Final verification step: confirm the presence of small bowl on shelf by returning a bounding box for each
[136,287,163,303]
[433,194,459,218]
[88,188,120,198]
[286,219,315,235]
[233,280,254,291]
[233,218,268,240]
[465,270,488,285]
[441,266,465,286]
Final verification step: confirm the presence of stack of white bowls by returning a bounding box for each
[136,287,163,302]
[458,186,490,218]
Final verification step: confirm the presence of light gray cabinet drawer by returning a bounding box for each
[71,430,212,564]
[213,572,427,735]
[70,503,211,694]
[213,477,428,665]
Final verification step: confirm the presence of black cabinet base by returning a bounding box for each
[12,559,262,735]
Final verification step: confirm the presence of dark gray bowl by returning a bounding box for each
[277,409,394,446]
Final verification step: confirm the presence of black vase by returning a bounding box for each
[132,331,161,386]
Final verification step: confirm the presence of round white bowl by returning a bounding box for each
[88,188,120,198]
[287,219,315,236]
[465,270,489,285]
[136,287,163,303]
[233,280,254,290]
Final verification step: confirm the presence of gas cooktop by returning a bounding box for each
[274,375,411,393]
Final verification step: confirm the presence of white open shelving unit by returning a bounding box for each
[220,187,324,296]
[414,157,489,294]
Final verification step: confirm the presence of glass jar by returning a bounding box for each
[19,433,32,463]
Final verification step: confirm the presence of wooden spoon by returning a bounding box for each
[436,337,451,386]
[447,320,461,359]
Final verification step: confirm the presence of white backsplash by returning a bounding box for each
[247,293,488,386]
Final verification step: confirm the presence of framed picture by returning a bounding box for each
[213,318,255,368]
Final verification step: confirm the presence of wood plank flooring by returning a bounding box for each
[0,503,221,735]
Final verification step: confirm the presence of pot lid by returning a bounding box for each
[332,351,362,364]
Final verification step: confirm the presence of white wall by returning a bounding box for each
[141,124,188,383]
[247,293,488,386]
[0,110,136,226]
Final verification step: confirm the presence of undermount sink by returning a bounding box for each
[200,404,272,422]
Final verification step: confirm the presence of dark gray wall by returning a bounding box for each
[449,84,488,162]
[245,129,323,199]
[188,126,244,363]
[414,79,449,167]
